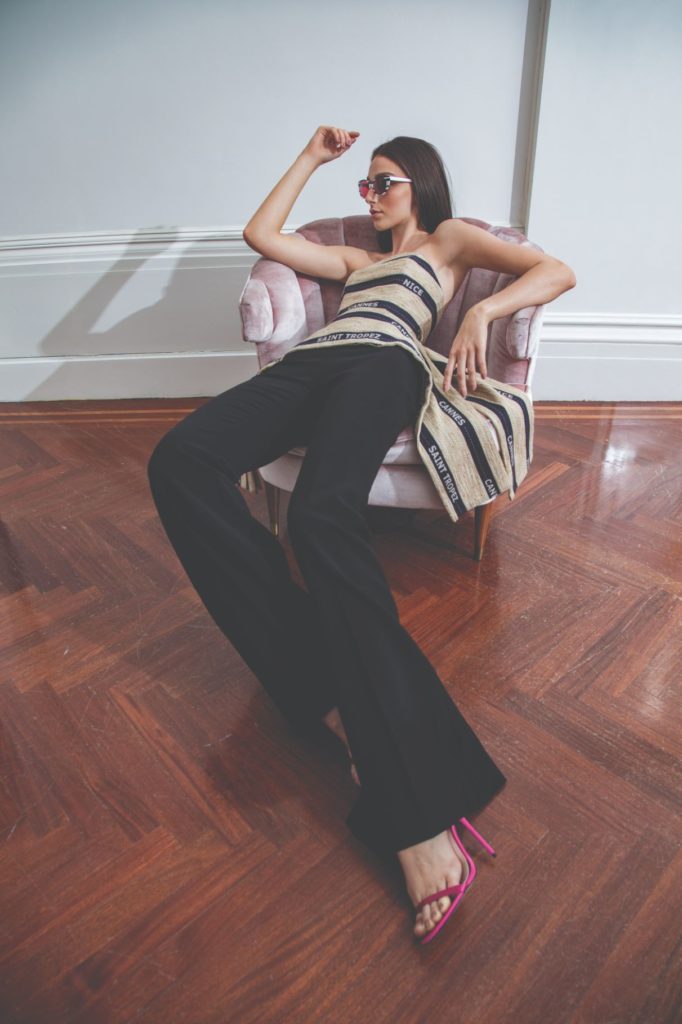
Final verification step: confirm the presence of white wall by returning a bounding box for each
[528,0,682,398]
[0,0,529,235]
[0,0,679,400]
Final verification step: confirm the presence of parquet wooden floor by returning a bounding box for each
[0,399,680,1024]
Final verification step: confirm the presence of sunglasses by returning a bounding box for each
[357,173,413,198]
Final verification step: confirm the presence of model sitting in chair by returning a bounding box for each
[147,124,575,944]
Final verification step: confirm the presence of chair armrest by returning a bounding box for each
[238,276,273,343]
[239,257,307,344]
[487,299,545,388]
[504,302,545,360]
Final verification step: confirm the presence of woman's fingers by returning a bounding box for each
[478,343,487,379]
[457,353,468,397]
[443,333,487,397]
[467,353,477,386]
[323,126,338,148]
[329,126,359,150]
[306,126,358,165]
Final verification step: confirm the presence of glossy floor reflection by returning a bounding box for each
[0,398,679,1024]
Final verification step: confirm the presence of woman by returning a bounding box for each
[147,125,576,943]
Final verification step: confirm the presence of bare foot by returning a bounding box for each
[397,829,470,939]
[322,706,361,785]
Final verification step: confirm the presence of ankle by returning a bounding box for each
[397,829,441,861]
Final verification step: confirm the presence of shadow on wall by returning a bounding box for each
[31,227,249,399]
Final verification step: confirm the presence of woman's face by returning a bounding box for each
[364,157,417,230]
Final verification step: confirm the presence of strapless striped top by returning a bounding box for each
[254,249,535,527]
[269,251,446,364]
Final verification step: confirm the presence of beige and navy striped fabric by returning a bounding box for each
[258,251,534,524]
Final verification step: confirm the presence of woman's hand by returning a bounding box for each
[302,125,360,165]
[442,307,489,398]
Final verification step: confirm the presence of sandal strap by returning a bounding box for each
[415,882,465,911]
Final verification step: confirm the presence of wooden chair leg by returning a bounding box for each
[263,481,281,536]
[473,502,494,561]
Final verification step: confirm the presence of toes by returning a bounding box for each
[430,900,443,922]
[415,895,452,935]
[426,896,450,924]
[415,915,431,936]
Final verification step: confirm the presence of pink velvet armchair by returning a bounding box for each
[238,214,544,560]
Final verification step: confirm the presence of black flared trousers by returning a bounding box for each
[146,342,506,858]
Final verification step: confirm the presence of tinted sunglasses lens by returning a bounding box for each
[358,175,391,198]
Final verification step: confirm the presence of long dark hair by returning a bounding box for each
[370,136,455,252]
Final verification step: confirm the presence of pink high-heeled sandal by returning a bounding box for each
[415,816,497,945]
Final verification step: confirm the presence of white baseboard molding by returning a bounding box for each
[0,351,260,401]
[2,343,678,402]
[531,353,681,400]
[534,312,682,400]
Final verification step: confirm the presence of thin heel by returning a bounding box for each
[458,816,497,857]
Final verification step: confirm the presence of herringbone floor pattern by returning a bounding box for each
[0,398,680,1024]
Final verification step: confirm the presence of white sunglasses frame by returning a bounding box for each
[358,173,413,197]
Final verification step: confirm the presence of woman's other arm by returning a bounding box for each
[243,125,362,281]
[435,218,577,397]
[445,218,577,317]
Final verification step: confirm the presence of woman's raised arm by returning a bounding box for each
[243,125,363,281]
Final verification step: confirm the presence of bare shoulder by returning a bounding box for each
[429,218,484,268]
[433,217,569,280]
[242,229,375,282]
